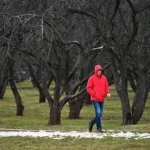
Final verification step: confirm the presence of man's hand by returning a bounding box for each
[107,93,111,98]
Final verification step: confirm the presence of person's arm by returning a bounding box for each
[86,78,95,96]
[105,78,111,98]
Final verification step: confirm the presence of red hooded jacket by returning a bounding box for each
[86,65,110,102]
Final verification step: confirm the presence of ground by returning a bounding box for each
[0,129,150,140]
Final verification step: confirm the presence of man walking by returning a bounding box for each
[86,65,111,132]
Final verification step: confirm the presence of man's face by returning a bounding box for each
[97,70,102,76]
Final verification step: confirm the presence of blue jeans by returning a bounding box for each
[90,101,104,130]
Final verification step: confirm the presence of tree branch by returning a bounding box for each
[108,0,120,24]
[125,0,138,51]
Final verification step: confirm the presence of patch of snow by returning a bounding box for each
[0,130,150,140]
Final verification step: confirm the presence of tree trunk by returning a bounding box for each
[48,104,61,125]
[39,80,47,103]
[119,90,132,125]
[0,56,11,97]
[115,75,132,125]
[131,74,147,124]
[26,61,46,103]
[85,93,91,105]
[0,79,7,99]
[68,94,84,119]
[9,78,24,116]
[39,90,46,103]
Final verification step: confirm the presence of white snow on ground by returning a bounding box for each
[0,129,150,140]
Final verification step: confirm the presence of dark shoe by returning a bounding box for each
[97,128,103,133]
[88,121,93,132]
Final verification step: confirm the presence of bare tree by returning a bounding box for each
[1,0,149,125]
[67,0,150,124]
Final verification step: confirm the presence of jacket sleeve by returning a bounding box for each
[86,77,95,96]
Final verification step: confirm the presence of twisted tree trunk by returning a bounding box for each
[69,94,85,119]
[9,73,24,116]
[131,73,148,124]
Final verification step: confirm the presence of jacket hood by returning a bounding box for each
[94,65,103,73]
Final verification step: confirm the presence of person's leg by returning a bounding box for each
[89,101,102,132]
[88,101,97,132]
[97,102,104,131]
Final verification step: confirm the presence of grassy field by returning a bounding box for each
[0,82,150,150]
